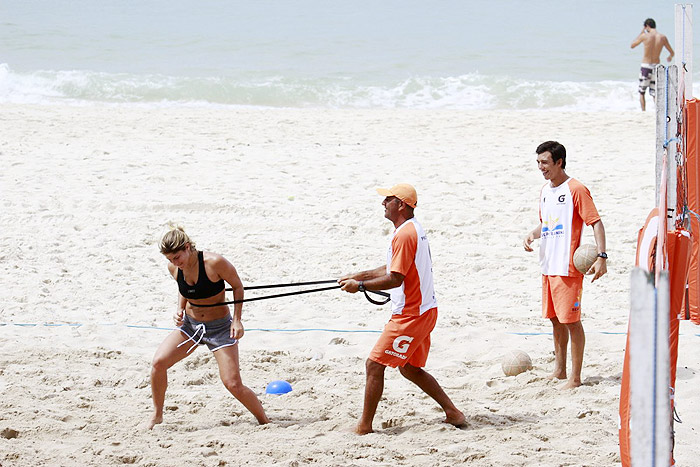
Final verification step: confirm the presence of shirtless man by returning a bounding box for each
[630,18,675,111]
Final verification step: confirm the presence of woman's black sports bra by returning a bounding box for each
[177,251,225,300]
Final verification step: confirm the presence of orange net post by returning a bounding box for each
[685,99,700,324]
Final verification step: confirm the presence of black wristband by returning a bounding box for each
[358,281,366,292]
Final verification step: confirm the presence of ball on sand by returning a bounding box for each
[265,380,292,394]
[502,350,533,376]
[573,243,598,275]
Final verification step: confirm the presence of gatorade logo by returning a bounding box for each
[392,336,414,354]
[558,194,566,203]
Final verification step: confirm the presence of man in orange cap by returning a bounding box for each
[339,183,465,434]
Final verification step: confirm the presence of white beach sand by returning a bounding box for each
[1,104,698,466]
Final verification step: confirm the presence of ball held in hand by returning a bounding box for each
[573,243,598,275]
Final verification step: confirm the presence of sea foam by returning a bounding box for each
[1,63,692,111]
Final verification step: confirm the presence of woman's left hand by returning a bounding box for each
[230,319,244,340]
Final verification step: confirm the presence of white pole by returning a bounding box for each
[655,65,679,223]
[629,269,672,466]
[675,4,693,99]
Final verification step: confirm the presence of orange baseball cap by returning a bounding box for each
[376,183,417,208]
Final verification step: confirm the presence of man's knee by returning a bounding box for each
[565,320,584,333]
[365,358,386,376]
[398,363,422,380]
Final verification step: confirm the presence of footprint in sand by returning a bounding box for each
[1,428,19,439]
[381,418,401,429]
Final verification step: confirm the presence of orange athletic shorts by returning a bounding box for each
[542,275,583,324]
[369,308,438,368]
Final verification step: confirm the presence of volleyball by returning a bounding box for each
[501,350,533,376]
[573,243,598,274]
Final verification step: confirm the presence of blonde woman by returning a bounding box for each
[145,226,269,429]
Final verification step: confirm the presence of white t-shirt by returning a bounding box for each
[386,218,438,316]
[539,178,601,276]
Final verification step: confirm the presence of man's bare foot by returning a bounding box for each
[355,424,374,435]
[142,413,163,430]
[547,370,567,380]
[444,410,466,428]
[560,379,582,390]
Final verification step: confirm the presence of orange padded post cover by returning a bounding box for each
[685,99,700,324]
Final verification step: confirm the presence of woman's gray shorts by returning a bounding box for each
[178,314,238,352]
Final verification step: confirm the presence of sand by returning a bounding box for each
[1,104,698,466]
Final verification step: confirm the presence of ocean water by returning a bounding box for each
[0,0,696,110]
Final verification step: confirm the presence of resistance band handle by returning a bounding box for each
[363,289,391,305]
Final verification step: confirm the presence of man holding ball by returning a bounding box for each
[523,141,607,389]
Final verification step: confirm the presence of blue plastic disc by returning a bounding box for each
[265,380,292,394]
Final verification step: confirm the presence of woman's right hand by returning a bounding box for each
[173,309,185,327]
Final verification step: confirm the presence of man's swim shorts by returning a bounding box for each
[639,63,656,97]
[369,307,438,368]
[542,275,583,324]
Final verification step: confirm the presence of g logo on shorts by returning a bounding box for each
[392,335,414,354]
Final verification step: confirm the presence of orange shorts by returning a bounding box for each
[369,308,438,368]
[542,275,583,324]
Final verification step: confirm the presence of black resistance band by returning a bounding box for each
[190,280,390,308]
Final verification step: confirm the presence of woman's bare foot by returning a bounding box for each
[142,413,163,430]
